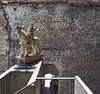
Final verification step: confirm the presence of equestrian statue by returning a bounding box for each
[16,24,42,63]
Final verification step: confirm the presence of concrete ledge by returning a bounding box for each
[0,60,43,94]
[75,76,93,94]
[0,65,16,79]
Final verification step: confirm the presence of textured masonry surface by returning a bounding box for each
[0,1,100,94]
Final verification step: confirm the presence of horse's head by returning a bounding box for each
[16,26,21,30]
[16,26,21,34]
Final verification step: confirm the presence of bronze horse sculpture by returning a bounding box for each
[16,24,41,57]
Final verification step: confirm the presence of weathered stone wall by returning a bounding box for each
[0,5,10,73]
[0,1,100,94]
[1,0,100,2]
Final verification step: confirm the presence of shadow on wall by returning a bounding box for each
[42,73,58,94]
[42,64,59,94]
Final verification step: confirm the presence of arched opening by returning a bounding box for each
[43,64,59,77]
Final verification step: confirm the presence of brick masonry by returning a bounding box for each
[0,2,100,94]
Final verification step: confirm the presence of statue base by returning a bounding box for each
[16,55,43,63]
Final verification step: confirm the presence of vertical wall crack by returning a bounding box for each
[0,2,11,68]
